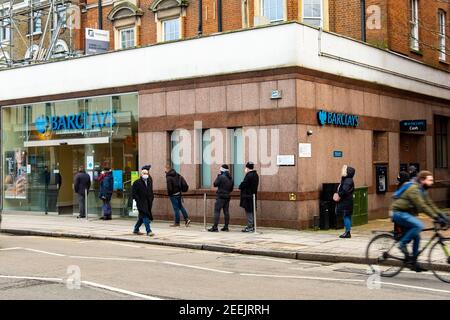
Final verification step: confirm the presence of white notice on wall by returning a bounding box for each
[277,155,295,166]
[86,156,94,170]
[299,143,312,158]
[27,164,31,174]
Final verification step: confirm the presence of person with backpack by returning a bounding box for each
[333,165,356,239]
[390,170,450,272]
[165,165,191,227]
[208,164,234,232]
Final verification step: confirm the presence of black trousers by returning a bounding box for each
[213,198,230,227]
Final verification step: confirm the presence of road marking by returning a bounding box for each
[162,261,234,274]
[105,242,141,248]
[240,273,364,283]
[0,275,63,282]
[82,281,163,300]
[237,256,293,264]
[23,248,66,257]
[0,247,23,251]
[377,281,450,294]
[69,255,157,263]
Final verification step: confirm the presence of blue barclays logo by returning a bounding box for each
[317,110,359,128]
[34,111,117,133]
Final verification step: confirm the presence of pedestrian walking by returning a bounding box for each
[239,161,259,233]
[74,166,91,218]
[408,165,418,182]
[208,164,234,232]
[397,171,410,189]
[333,165,356,239]
[165,165,191,227]
[99,167,114,220]
[132,165,155,236]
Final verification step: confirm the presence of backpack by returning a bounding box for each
[392,182,414,199]
[179,175,189,193]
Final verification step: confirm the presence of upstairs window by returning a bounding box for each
[163,18,180,42]
[29,10,42,35]
[0,9,10,42]
[303,0,322,27]
[262,0,284,23]
[410,0,419,51]
[120,27,135,49]
[438,10,446,62]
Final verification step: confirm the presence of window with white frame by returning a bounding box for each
[303,0,322,27]
[438,10,446,61]
[262,0,283,22]
[0,9,10,42]
[410,0,419,51]
[163,18,180,42]
[51,39,68,58]
[120,27,135,49]
[29,10,42,34]
[54,4,67,29]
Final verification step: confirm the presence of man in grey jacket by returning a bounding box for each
[208,164,234,232]
[74,166,91,218]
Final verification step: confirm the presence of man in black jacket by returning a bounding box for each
[333,165,356,239]
[165,165,191,227]
[132,165,154,236]
[239,162,259,233]
[208,164,234,232]
[74,166,91,218]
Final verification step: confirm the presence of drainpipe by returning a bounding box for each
[360,0,366,42]
[98,0,103,29]
[217,0,222,32]
[198,0,203,35]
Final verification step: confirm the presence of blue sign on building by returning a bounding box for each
[35,111,117,134]
[333,151,343,158]
[317,110,359,128]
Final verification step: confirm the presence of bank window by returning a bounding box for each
[262,0,284,23]
[230,128,244,188]
[120,27,135,49]
[303,0,322,27]
[201,129,211,188]
[29,10,42,35]
[163,18,180,42]
[438,10,446,62]
[410,0,419,51]
[435,116,448,169]
[0,9,10,42]
[170,130,181,174]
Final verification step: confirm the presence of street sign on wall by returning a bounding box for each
[400,120,427,132]
[85,28,110,55]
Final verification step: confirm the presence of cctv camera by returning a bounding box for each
[307,130,313,136]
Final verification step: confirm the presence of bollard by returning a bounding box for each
[252,193,258,234]
[203,193,207,231]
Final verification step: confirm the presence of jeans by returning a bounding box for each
[392,211,424,258]
[169,195,189,224]
[102,199,112,217]
[134,216,152,234]
[246,211,254,228]
[343,214,352,232]
[213,198,230,227]
[77,193,86,217]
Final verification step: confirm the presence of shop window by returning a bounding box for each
[262,0,284,23]
[170,130,181,174]
[435,116,448,169]
[410,0,419,51]
[230,128,244,188]
[201,129,211,188]
[438,10,446,62]
[303,0,323,27]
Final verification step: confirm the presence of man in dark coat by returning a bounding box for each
[333,165,356,238]
[165,165,191,227]
[74,166,91,218]
[239,162,259,233]
[208,164,234,232]
[99,168,114,220]
[132,165,154,236]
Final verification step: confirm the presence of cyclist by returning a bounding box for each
[390,170,450,272]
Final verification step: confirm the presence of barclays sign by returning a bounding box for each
[317,110,359,128]
[35,111,117,134]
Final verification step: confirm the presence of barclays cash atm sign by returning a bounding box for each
[35,111,117,134]
[317,110,359,128]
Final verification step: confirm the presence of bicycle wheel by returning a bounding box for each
[428,239,450,283]
[366,233,404,277]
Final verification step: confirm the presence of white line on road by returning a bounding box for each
[0,275,63,282]
[69,255,157,263]
[240,273,365,283]
[81,281,163,300]
[162,261,234,274]
[0,247,23,251]
[376,281,450,294]
[237,256,293,264]
[23,248,66,257]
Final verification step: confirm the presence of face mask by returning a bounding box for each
[142,174,149,180]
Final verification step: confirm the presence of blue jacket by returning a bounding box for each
[99,172,114,201]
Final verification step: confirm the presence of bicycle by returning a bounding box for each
[366,217,450,283]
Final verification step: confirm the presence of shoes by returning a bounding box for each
[339,231,351,238]
[100,216,112,220]
[185,219,191,227]
[242,227,254,233]
[133,231,143,235]
[398,244,410,260]
[170,223,180,227]
[208,226,219,232]
[147,232,155,237]
[407,261,427,273]
[221,226,229,232]
[76,215,85,219]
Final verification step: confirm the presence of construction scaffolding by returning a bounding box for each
[0,0,81,69]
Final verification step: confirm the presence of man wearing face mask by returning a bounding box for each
[391,170,450,272]
[132,165,154,236]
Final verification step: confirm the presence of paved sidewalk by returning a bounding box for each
[0,213,443,264]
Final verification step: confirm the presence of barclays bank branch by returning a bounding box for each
[1,93,139,215]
